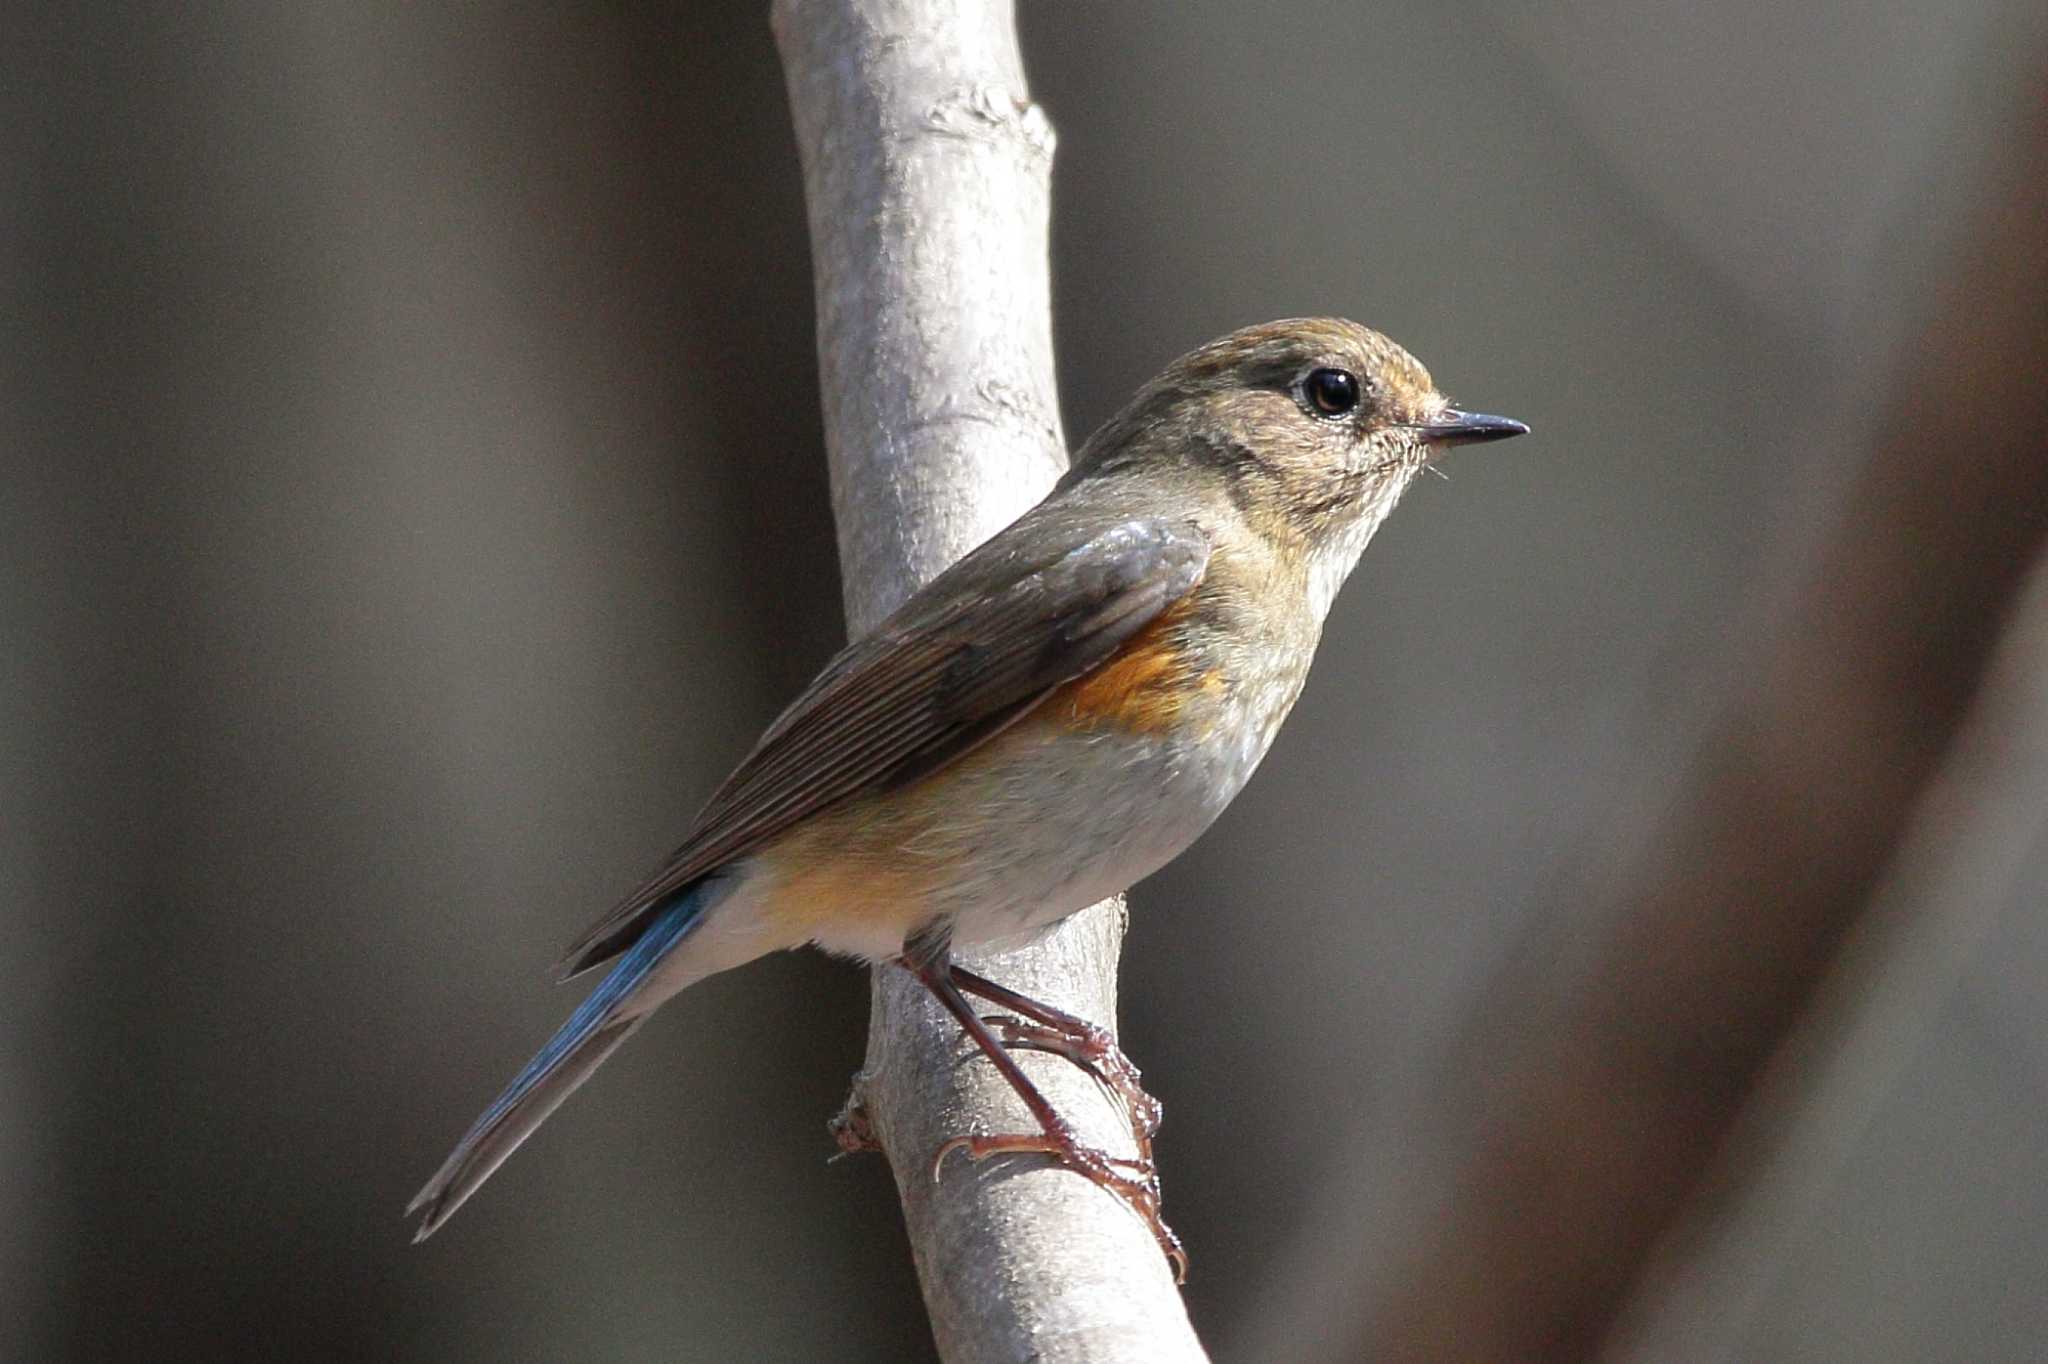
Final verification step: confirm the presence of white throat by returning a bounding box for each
[1302,468,1419,622]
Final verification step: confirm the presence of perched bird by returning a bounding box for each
[407,318,1525,1262]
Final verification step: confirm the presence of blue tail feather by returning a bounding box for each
[407,884,711,1239]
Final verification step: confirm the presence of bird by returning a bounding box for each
[407,317,1526,1264]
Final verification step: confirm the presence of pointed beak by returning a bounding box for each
[1413,409,1530,446]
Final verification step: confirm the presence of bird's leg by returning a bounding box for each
[904,954,1186,1280]
[947,963,1163,1144]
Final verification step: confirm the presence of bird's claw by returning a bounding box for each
[928,1123,1187,1282]
[977,1013,1164,1143]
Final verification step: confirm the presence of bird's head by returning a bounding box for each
[1067,317,1526,613]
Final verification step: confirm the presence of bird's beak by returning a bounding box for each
[1412,409,1529,446]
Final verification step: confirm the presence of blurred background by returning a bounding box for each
[9,2,2046,1360]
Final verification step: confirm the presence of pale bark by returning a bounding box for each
[771,2,1206,1360]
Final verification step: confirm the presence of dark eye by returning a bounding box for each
[1303,367,1360,417]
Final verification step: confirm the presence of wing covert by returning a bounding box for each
[559,515,1210,975]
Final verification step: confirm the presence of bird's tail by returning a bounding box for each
[407,882,718,1240]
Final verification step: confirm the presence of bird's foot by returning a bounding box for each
[932,1116,1187,1282]
[979,1012,1164,1144]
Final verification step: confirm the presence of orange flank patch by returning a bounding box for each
[1052,603,1225,736]
[751,801,942,944]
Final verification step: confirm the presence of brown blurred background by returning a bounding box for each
[9,3,2046,1361]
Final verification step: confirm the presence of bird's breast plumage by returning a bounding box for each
[746,571,1318,961]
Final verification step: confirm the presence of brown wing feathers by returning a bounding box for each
[557,517,1210,977]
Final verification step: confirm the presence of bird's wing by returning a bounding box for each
[558,514,1211,976]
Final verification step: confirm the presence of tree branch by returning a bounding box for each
[771,2,1206,1358]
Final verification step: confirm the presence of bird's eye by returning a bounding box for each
[1303,367,1360,418]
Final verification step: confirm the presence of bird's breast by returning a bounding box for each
[749,581,1317,960]
[1051,568,1314,728]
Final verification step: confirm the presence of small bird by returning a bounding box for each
[408,318,1525,1262]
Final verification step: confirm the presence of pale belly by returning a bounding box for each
[739,694,1284,963]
